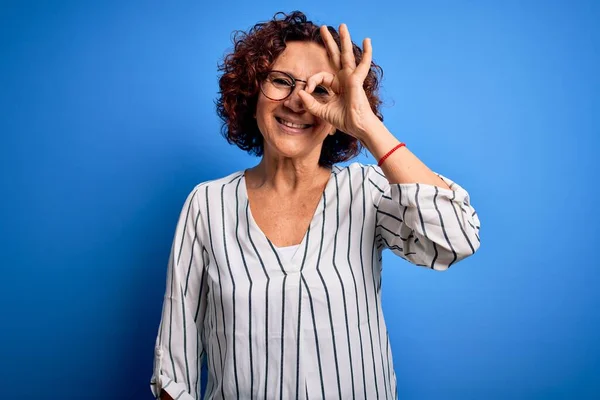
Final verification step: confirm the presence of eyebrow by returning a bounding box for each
[275,70,308,82]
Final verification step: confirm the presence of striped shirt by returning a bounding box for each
[150,162,481,400]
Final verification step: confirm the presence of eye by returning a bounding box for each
[313,85,330,96]
[271,77,293,87]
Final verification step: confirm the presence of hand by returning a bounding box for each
[298,24,380,141]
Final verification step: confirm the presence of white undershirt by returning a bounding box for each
[275,244,300,261]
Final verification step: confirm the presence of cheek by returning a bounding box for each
[255,97,276,130]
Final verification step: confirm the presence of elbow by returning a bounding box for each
[452,234,481,266]
[432,237,480,271]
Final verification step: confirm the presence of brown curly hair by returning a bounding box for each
[216,11,384,167]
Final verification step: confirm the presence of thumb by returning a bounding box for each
[298,90,327,119]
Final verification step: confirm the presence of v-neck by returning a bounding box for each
[241,167,334,271]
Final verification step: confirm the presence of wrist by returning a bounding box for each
[357,119,393,151]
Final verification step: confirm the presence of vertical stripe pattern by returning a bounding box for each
[151,162,481,399]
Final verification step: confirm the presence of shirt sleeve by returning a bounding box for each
[150,186,209,399]
[366,164,481,271]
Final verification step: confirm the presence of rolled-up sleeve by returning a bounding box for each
[151,186,209,399]
[367,165,481,270]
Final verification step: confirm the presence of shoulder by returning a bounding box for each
[185,169,246,203]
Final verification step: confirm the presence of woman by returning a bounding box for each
[151,11,480,400]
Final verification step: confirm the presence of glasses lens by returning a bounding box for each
[260,71,334,104]
[261,71,294,101]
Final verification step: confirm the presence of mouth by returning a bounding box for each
[276,117,313,131]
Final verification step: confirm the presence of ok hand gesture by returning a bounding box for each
[298,24,380,141]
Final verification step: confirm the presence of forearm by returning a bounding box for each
[359,118,451,189]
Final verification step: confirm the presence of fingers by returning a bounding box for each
[305,72,337,94]
[354,38,372,81]
[339,24,356,69]
[298,90,326,118]
[320,25,341,70]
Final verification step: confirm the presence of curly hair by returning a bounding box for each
[216,11,384,167]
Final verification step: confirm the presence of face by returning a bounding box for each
[255,41,336,164]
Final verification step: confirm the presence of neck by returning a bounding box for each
[247,154,331,194]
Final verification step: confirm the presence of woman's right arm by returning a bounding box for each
[150,187,209,400]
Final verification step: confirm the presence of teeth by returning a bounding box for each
[278,118,310,129]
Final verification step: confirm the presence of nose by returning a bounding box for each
[282,83,307,113]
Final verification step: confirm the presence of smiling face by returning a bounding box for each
[255,41,336,165]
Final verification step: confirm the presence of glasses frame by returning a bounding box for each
[260,70,329,102]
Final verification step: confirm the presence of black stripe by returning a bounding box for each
[221,182,240,397]
[333,173,356,399]
[368,178,385,194]
[347,168,368,399]
[376,224,409,239]
[266,241,288,400]
[314,192,343,398]
[205,292,217,399]
[368,195,389,399]
[360,166,380,399]
[268,239,288,274]
[295,225,312,400]
[235,179,254,397]
[280,274,288,400]
[180,289,191,392]
[468,221,480,230]
[414,184,435,270]
[167,257,177,381]
[205,185,226,400]
[385,331,392,399]
[378,236,409,255]
[376,208,403,223]
[433,186,458,268]
[166,189,200,382]
[228,173,244,184]
[449,190,476,253]
[176,189,199,265]
[246,200,270,400]
[375,232,413,242]
[400,184,408,222]
[184,203,202,295]
[193,247,209,322]
[301,276,326,400]
[195,337,201,399]
[370,165,387,180]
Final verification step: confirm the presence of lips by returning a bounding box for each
[276,117,312,129]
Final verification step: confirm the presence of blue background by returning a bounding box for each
[1,0,598,398]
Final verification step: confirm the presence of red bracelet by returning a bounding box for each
[377,142,406,166]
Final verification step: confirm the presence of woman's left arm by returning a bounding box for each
[299,24,480,269]
[298,24,456,189]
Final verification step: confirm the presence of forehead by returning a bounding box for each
[271,41,336,77]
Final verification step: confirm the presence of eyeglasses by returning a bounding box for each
[260,70,333,104]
